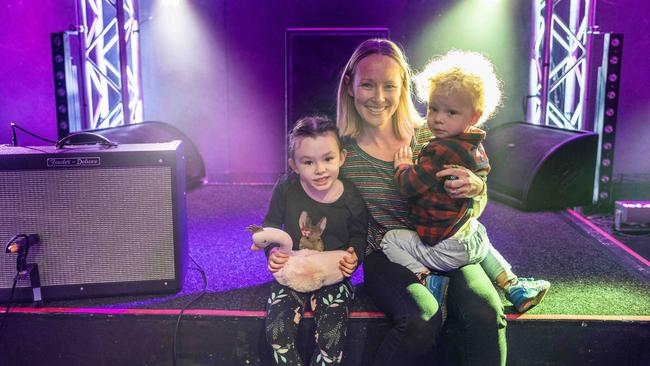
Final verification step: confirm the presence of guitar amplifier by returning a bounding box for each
[0,141,187,302]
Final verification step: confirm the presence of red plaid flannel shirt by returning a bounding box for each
[394,128,490,246]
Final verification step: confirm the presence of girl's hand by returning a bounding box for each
[394,145,414,169]
[436,164,486,199]
[268,247,290,273]
[339,247,358,277]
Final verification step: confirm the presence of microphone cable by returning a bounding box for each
[0,273,20,345]
[10,123,58,146]
[172,255,207,366]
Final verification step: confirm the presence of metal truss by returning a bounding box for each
[78,0,142,130]
[527,0,595,130]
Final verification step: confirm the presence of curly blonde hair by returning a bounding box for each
[415,50,503,126]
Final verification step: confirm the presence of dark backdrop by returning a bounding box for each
[0,0,647,184]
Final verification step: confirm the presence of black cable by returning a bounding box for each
[10,123,17,146]
[10,123,59,146]
[172,255,208,366]
[522,94,539,117]
[0,273,20,345]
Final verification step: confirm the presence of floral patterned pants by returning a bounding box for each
[265,279,354,366]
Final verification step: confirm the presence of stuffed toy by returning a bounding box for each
[246,213,350,293]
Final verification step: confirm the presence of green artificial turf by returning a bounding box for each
[482,201,650,316]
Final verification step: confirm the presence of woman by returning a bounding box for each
[335,39,506,365]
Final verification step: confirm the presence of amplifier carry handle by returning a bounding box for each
[56,132,118,149]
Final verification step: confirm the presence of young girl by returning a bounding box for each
[384,50,550,314]
[262,116,368,365]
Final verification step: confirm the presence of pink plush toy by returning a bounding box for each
[246,224,349,293]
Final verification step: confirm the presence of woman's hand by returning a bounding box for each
[436,164,486,199]
[267,247,290,273]
[394,145,414,169]
[339,247,358,277]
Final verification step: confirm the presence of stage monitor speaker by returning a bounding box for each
[76,121,206,190]
[0,141,187,303]
[483,122,598,211]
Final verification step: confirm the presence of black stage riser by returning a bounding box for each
[2,314,648,366]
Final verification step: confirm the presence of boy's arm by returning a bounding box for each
[394,145,447,198]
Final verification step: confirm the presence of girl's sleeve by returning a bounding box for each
[346,183,369,264]
[261,175,289,256]
[262,176,288,229]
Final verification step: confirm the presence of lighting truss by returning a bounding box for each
[528,0,595,130]
[78,0,142,130]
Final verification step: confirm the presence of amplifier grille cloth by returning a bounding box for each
[0,167,176,288]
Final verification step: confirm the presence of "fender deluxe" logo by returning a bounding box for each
[46,157,101,167]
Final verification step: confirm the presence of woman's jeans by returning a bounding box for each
[363,251,507,366]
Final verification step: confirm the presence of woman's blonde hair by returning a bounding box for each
[415,50,503,127]
[336,39,423,139]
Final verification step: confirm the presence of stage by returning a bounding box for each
[2,184,649,366]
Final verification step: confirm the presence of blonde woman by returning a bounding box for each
[336,39,506,366]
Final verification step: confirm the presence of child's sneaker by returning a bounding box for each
[505,277,551,313]
[424,273,450,323]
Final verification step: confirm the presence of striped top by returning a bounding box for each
[340,128,432,254]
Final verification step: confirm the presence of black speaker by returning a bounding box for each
[483,122,598,210]
[83,121,206,190]
[0,141,187,302]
